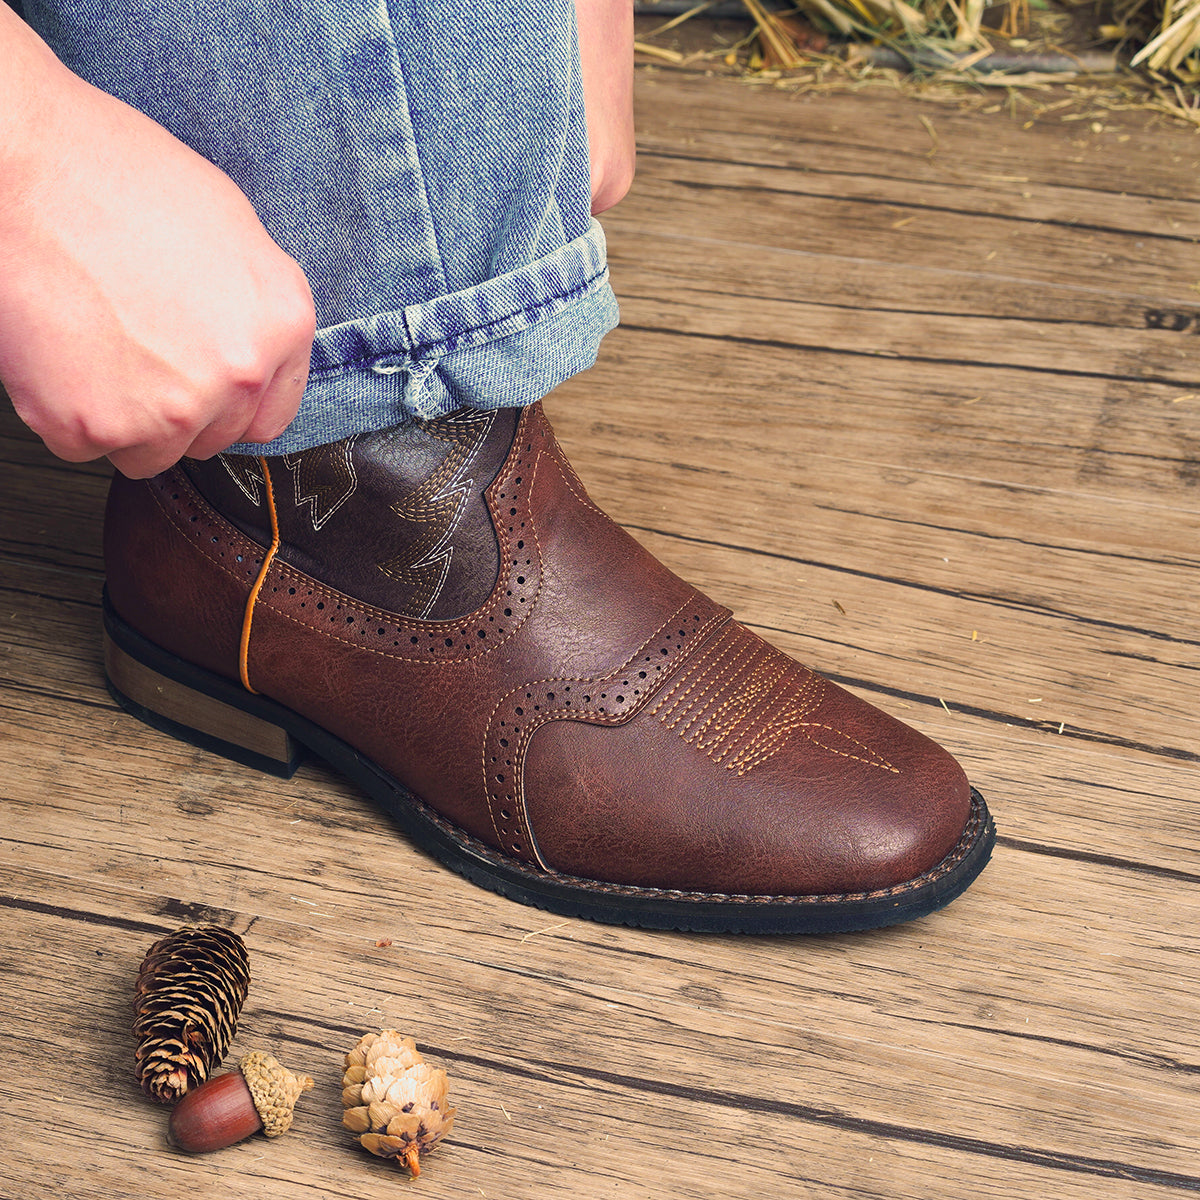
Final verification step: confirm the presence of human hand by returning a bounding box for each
[574,0,635,214]
[0,16,315,479]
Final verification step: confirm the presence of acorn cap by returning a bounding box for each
[239,1051,314,1137]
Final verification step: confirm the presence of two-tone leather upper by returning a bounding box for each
[104,402,972,897]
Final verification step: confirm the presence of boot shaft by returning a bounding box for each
[179,408,519,621]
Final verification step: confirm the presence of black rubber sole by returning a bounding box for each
[102,590,995,935]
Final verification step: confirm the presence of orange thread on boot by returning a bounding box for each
[239,458,280,694]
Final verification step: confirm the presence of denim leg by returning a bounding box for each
[23,0,619,452]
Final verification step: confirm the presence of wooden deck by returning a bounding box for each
[2,66,1198,1199]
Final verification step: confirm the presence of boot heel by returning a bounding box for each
[103,623,303,779]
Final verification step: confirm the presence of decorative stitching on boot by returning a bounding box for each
[218,455,267,508]
[551,446,608,519]
[651,625,898,776]
[232,410,550,664]
[481,602,731,866]
[377,411,495,618]
[253,445,548,666]
[283,436,359,531]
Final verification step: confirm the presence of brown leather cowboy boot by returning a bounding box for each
[102,402,993,932]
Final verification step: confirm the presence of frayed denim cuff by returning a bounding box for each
[229,219,618,455]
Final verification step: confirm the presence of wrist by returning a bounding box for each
[0,6,99,210]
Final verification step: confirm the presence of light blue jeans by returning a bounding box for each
[22,0,619,453]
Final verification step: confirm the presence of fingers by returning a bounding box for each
[13,352,306,479]
[106,439,194,480]
[184,271,315,461]
[8,386,192,479]
[234,263,316,449]
[180,341,311,468]
[237,339,313,448]
[101,356,310,478]
[574,0,635,215]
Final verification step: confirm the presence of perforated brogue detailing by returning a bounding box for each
[184,410,517,621]
[99,468,275,682]
[250,418,548,664]
[147,410,563,668]
[650,624,899,777]
[178,454,274,548]
[257,555,539,663]
[482,603,730,866]
[152,469,269,588]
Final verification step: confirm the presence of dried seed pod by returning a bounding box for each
[169,1051,314,1153]
[342,1030,455,1176]
[133,925,251,1104]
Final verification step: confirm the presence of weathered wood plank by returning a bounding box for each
[1,867,1197,1199]
[608,256,1200,392]
[618,160,1200,304]
[553,329,1200,500]
[634,69,1200,203]
[2,63,1198,1200]
[607,225,1200,328]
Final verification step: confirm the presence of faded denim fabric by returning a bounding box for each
[24,0,618,452]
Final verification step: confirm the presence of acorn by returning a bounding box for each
[168,1051,313,1153]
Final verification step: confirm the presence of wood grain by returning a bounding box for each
[2,66,1198,1200]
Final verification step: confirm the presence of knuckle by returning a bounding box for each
[59,412,128,460]
[282,280,317,340]
[152,393,214,438]
[214,349,273,399]
[590,151,636,215]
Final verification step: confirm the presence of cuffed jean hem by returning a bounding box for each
[228,219,617,455]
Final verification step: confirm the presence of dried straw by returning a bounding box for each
[633,0,1200,119]
[1129,0,1200,74]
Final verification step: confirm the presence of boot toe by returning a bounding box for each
[522,630,973,899]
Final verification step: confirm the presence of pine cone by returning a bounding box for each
[133,925,251,1104]
[342,1030,456,1176]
